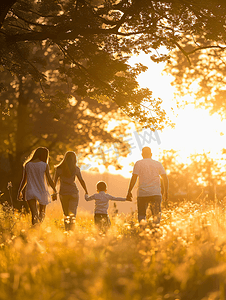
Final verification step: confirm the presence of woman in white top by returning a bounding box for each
[54,151,88,231]
[17,147,57,225]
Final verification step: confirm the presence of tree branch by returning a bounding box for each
[5,25,149,43]
[0,0,17,29]
[174,41,191,65]
[11,9,58,28]
[187,45,226,55]
[56,43,114,93]
[6,23,33,32]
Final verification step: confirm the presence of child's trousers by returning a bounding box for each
[94,213,111,229]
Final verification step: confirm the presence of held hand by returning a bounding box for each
[51,193,57,201]
[126,192,132,201]
[163,192,168,202]
[17,191,23,201]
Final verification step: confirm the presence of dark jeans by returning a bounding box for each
[137,195,162,224]
[94,214,111,230]
[59,194,79,216]
[60,194,79,231]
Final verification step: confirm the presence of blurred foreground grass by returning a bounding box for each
[0,200,226,300]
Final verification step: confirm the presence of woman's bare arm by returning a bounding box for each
[45,165,57,193]
[53,168,59,187]
[17,168,27,201]
[77,174,88,194]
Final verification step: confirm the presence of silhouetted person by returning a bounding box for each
[17,147,57,225]
[126,147,168,224]
[85,181,129,232]
[54,151,88,231]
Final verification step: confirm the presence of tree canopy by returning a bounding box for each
[162,1,226,117]
[0,0,172,129]
[2,0,225,129]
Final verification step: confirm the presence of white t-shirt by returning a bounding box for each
[133,158,166,197]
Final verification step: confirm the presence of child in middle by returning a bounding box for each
[85,181,131,230]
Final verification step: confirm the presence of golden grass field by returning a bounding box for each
[0,200,226,300]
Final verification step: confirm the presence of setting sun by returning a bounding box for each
[129,52,226,162]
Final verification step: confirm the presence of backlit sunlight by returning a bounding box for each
[81,52,226,178]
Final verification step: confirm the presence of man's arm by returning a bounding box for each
[126,174,138,200]
[161,173,169,201]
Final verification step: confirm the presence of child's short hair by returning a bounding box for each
[97,181,107,192]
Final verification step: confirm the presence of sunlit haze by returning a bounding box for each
[131,53,226,158]
[81,52,226,178]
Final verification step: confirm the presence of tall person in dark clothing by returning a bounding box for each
[54,151,88,231]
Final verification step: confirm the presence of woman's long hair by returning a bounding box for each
[24,147,49,166]
[55,151,77,177]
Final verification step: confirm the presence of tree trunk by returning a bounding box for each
[11,76,30,209]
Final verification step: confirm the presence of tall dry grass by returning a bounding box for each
[0,200,226,300]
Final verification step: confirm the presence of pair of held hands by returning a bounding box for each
[51,193,57,201]
[17,192,58,201]
[17,191,132,202]
[84,193,132,201]
[17,191,23,201]
[126,192,132,201]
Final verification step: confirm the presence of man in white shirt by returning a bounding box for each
[126,147,168,224]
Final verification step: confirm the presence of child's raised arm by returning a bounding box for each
[108,195,127,202]
[85,194,97,201]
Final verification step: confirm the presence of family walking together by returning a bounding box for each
[17,146,168,230]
